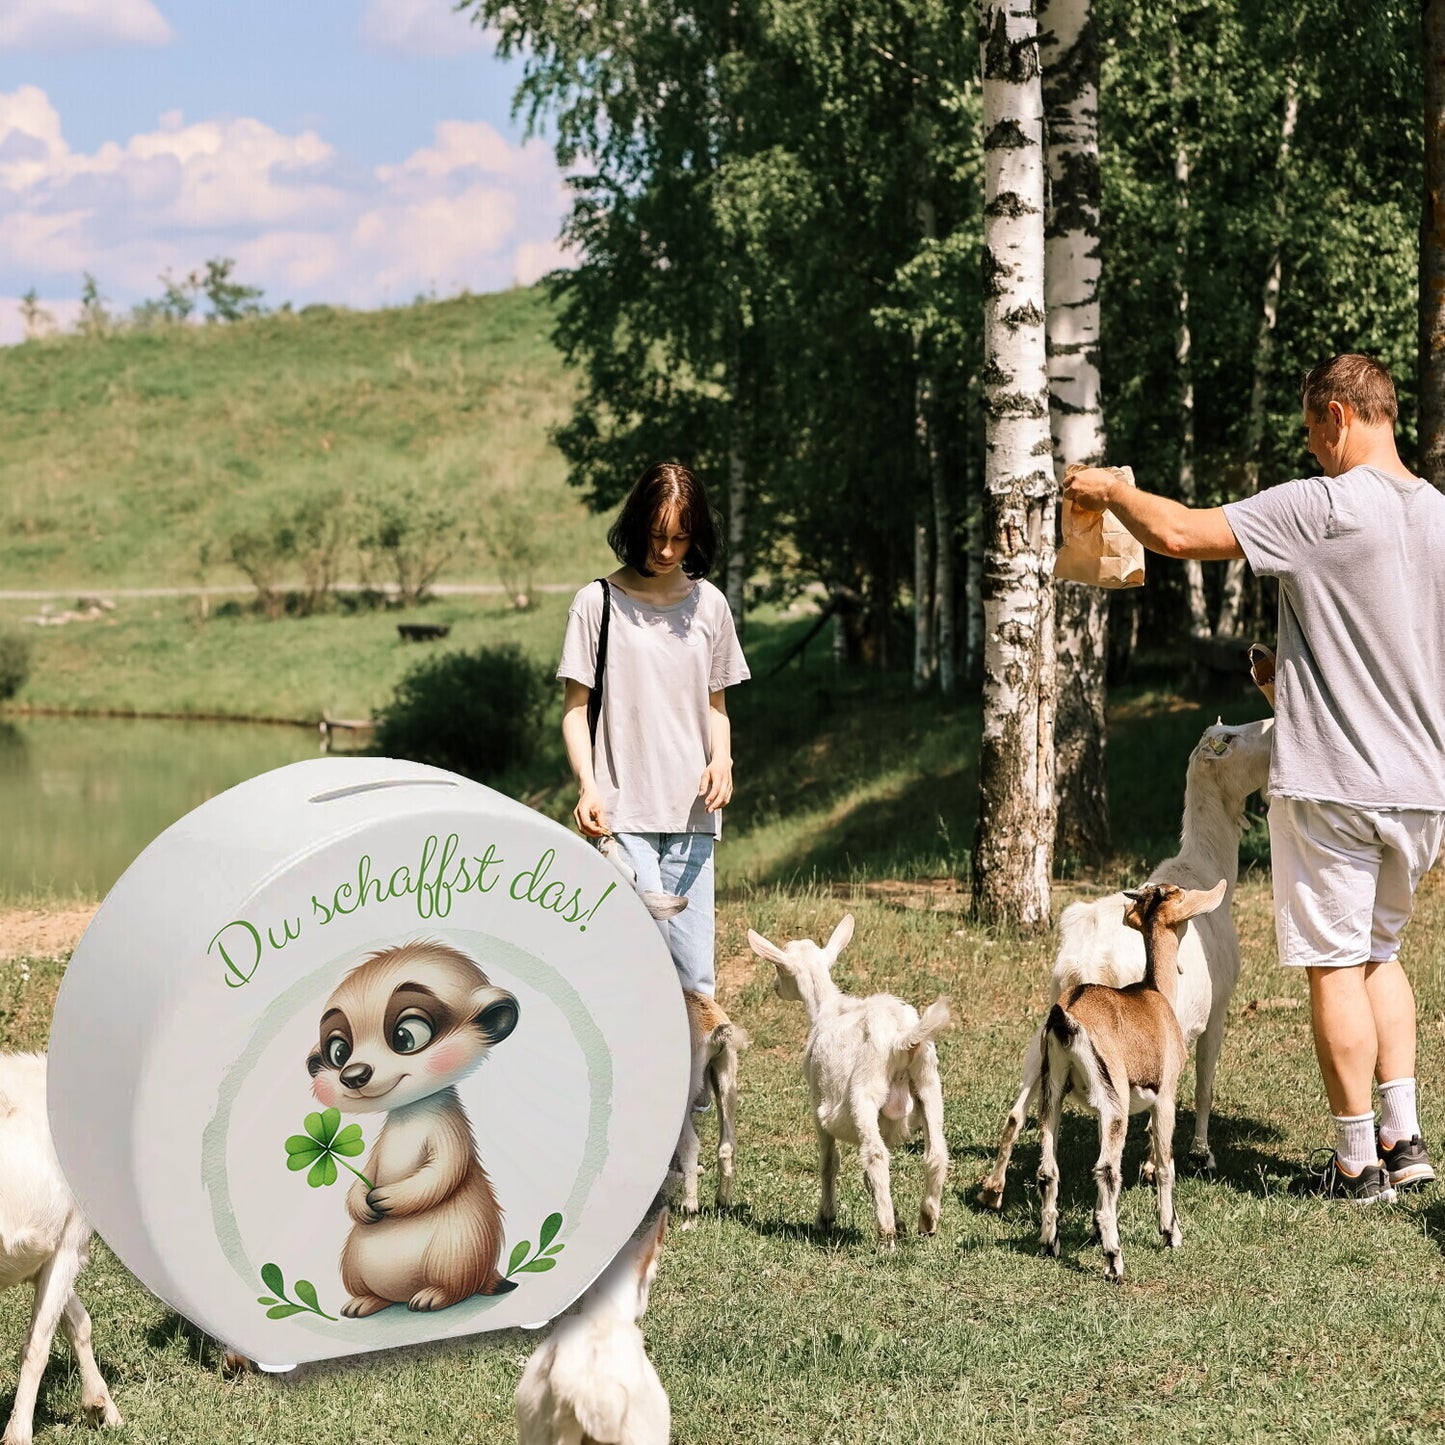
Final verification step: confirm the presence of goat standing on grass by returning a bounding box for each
[515,1210,669,1445]
[0,1053,121,1445]
[675,991,747,1216]
[1037,880,1227,1282]
[980,717,1272,1210]
[747,915,950,1248]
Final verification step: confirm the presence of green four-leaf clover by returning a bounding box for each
[284,1107,372,1190]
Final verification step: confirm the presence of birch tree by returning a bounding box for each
[972,0,1056,928]
[1041,0,1109,864]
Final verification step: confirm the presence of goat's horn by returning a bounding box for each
[1122,889,1145,901]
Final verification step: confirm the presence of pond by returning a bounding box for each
[0,716,328,901]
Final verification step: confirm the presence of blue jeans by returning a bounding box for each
[614,831,716,996]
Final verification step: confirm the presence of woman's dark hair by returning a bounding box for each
[607,462,720,579]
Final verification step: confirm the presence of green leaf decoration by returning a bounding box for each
[307,1154,338,1188]
[320,1106,340,1143]
[254,1264,337,1323]
[507,1240,530,1275]
[287,1148,320,1172]
[303,1110,327,1144]
[539,1213,563,1251]
[517,1257,557,1273]
[541,1244,564,1257]
[286,1134,321,1158]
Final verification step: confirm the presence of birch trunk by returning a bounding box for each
[1172,30,1209,638]
[1423,0,1445,490]
[1041,0,1109,864]
[1217,76,1298,636]
[972,0,1056,929]
[913,503,934,689]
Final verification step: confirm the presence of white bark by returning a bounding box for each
[1172,30,1209,639]
[1216,76,1299,638]
[725,396,747,632]
[1042,0,1109,863]
[973,0,1056,928]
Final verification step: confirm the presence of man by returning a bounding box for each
[1066,354,1445,1203]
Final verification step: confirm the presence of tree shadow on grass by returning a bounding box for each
[147,1310,237,1372]
[730,1202,868,1249]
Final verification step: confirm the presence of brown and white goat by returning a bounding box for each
[675,991,748,1216]
[980,717,1272,1210]
[1036,880,1226,1283]
[748,915,950,1248]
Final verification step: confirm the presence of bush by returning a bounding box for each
[374,644,549,782]
[0,630,33,701]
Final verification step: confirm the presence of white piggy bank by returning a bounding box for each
[47,757,689,1369]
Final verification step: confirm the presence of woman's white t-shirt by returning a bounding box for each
[557,578,750,837]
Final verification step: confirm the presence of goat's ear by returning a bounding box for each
[824,913,855,962]
[747,928,790,967]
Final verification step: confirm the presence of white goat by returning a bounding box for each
[0,1052,122,1445]
[980,716,1272,1209]
[675,991,748,1216]
[515,1210,669,1445]
[1037,880,1227,1281]
[747,915,950,1247]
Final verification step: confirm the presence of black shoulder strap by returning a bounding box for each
[586,578,611,747]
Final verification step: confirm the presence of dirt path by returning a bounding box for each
[0,906,98,960]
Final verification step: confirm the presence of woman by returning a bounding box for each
[557,462,749,998]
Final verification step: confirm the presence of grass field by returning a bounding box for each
[3,868,1445,1444]
[0,287,611,592]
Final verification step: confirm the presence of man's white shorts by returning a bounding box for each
[1268,797,1445,969]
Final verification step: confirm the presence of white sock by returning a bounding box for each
[1378,1077,1420,1148]
[1334,1112,1377,1174]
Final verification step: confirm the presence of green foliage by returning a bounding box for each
[76,273,111,340]
[256,1262,336,1322]
[284,1106,371,1190]
[358,487,463,606]
[0,629,31,701]
[505,1211,566,1276]
[195,256,265,323]
[226,491,350,618]
[374,643,550,782]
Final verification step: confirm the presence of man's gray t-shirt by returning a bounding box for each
[1223,465,1445,809]
[557,578,750,837]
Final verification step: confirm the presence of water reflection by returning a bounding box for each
[0,717,322,900]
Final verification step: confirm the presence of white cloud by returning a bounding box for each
[359,0,493,58]
[0,86,572,327]
[0,0,173,52]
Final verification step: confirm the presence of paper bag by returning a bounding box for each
[1055,464,1146,589]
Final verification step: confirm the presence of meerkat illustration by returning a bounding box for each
[307,939,521,1316]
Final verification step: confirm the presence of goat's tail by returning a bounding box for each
[897,997,952,1060]
[1043,1004,1118,1113]
[549,1330,636,1441]
[710,1020,750,1053]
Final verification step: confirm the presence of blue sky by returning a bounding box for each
[0,0,569,341]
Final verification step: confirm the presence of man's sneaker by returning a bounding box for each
[1380,1135,1437,1190]
[1289,1150,1396,1204]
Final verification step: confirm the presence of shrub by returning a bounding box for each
[0,630,33,701]
[358,488,463,606]
[374,644,549,782]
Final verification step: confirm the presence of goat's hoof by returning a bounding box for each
[1039,1236,1060,1260]
[977,1182,1004,1212]
[85,1396,123,1428]
[1162,1219,1183,1249]
[1104,1255,1124,1283]
[1187,1148,1217,1176]
[221,1349,253,1375]
[877,1233,898,1253]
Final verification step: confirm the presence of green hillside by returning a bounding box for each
[0,286,613,589]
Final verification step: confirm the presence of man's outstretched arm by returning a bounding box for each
[1064,466,1245,562]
